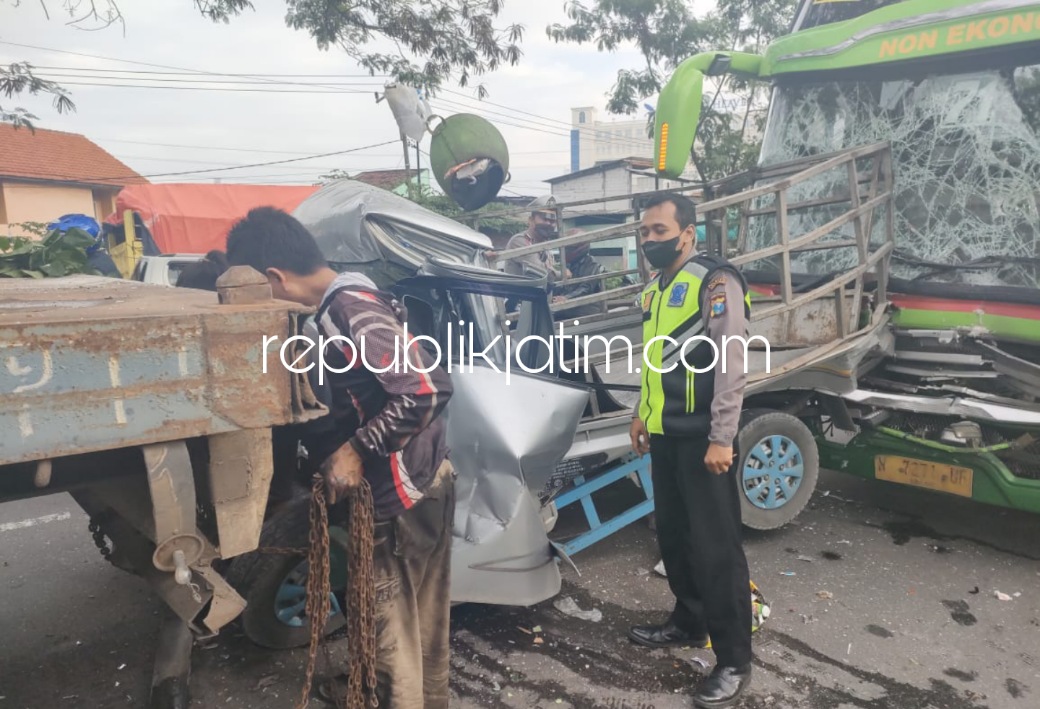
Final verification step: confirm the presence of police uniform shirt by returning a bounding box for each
[634,259,749,448]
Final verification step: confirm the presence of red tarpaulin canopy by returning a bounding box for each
[105,183,320,254]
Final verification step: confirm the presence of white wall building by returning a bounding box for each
[548,156,696,214]
[570,107,654,172]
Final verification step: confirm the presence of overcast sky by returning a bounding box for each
[0,0,699,197]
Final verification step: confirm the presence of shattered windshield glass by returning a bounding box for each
[750,65,1040,288]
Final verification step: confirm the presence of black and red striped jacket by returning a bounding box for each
[315,272,452,521]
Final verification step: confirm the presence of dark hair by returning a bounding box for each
[642,192,697,231]
[176,250,229,291]
[225,206,326,276]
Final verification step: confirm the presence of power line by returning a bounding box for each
[34,79,369,94]
[30,65,390,78]
[116,154,399,170]
[97,137,563,158]
[32,70,383,88]
[6,139,400,184]
[0,40,373,95]
[6,40,654,151]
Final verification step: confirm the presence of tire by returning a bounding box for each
[223,496,346,650]
[736,409,819,531]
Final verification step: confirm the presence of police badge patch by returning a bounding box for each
[667,282,688,307]
[642,291,655,311]
[710,293,726,318]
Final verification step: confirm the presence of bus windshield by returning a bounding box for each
[750,62,1040,289]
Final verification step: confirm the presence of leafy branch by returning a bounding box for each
[0,226,99,278]
[0,62,76,130]
[193,0,525,98]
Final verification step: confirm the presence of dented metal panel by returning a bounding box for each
[0,275,324,466]
[444,365,589,606]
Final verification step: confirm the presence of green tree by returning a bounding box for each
[547,0,798,186]
[195,0,525,97]
[3,0,525,131]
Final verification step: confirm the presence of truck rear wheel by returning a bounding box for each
[736,410,819,530]
[224,496,346,650]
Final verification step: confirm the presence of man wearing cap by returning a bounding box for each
[501,195,568,285]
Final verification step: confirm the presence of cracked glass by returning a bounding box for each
[746,65,1040,289]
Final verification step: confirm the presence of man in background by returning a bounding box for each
[502,195,568,284]
[553,229,607,320]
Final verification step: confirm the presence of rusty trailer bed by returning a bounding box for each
[0,275,318,467]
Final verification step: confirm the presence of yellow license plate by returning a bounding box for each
[874,455,974,498]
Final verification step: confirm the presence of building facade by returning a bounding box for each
[0,123,146,238]
[570,107,654,172]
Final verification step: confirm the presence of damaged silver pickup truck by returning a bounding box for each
[224,180,631,650]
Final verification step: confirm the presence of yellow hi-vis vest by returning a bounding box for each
[638,254,751,437]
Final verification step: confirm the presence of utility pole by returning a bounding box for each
[415,141,422,193]
[401,132,413,198]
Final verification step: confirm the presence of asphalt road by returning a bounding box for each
[2,469,1039,709]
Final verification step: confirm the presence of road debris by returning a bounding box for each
[816,591,834,600]
[553,596,603,622]
[253,674,279,691]
[995,591,1013,601]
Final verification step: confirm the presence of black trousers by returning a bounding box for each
[650,434,753,668]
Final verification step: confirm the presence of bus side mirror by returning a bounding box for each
[654,58,705,180]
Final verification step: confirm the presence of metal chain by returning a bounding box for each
[296,473,332,709]
[344,477,378,708]
[87,517,113,563]
[255,474,379,709]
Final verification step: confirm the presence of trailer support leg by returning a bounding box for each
[553,454,655,556]
[150,607,193,709]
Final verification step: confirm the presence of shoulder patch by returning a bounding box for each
[706,273,727,291]
[710,293,727,318]
[641,291,655,311]
[667,282,689,307]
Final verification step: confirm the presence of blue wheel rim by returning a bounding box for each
[274,560,342,627]
[742,434,804,510]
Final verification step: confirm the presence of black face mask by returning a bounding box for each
[534,223,557,241]
[641,236,682,270]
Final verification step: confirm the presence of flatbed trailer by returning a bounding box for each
[0,269,324,706]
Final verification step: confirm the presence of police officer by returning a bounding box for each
[628,192,754,708]
[502,195,566,283]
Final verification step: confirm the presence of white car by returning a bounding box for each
[130,254,205,286]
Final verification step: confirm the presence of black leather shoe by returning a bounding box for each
[693,664,752,708]
[627,622,709,648]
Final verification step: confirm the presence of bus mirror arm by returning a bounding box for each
[654,51,764,180]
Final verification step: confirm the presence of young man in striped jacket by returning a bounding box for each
[227,206,455,709]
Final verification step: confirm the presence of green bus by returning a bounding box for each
[655,0,1040,520]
